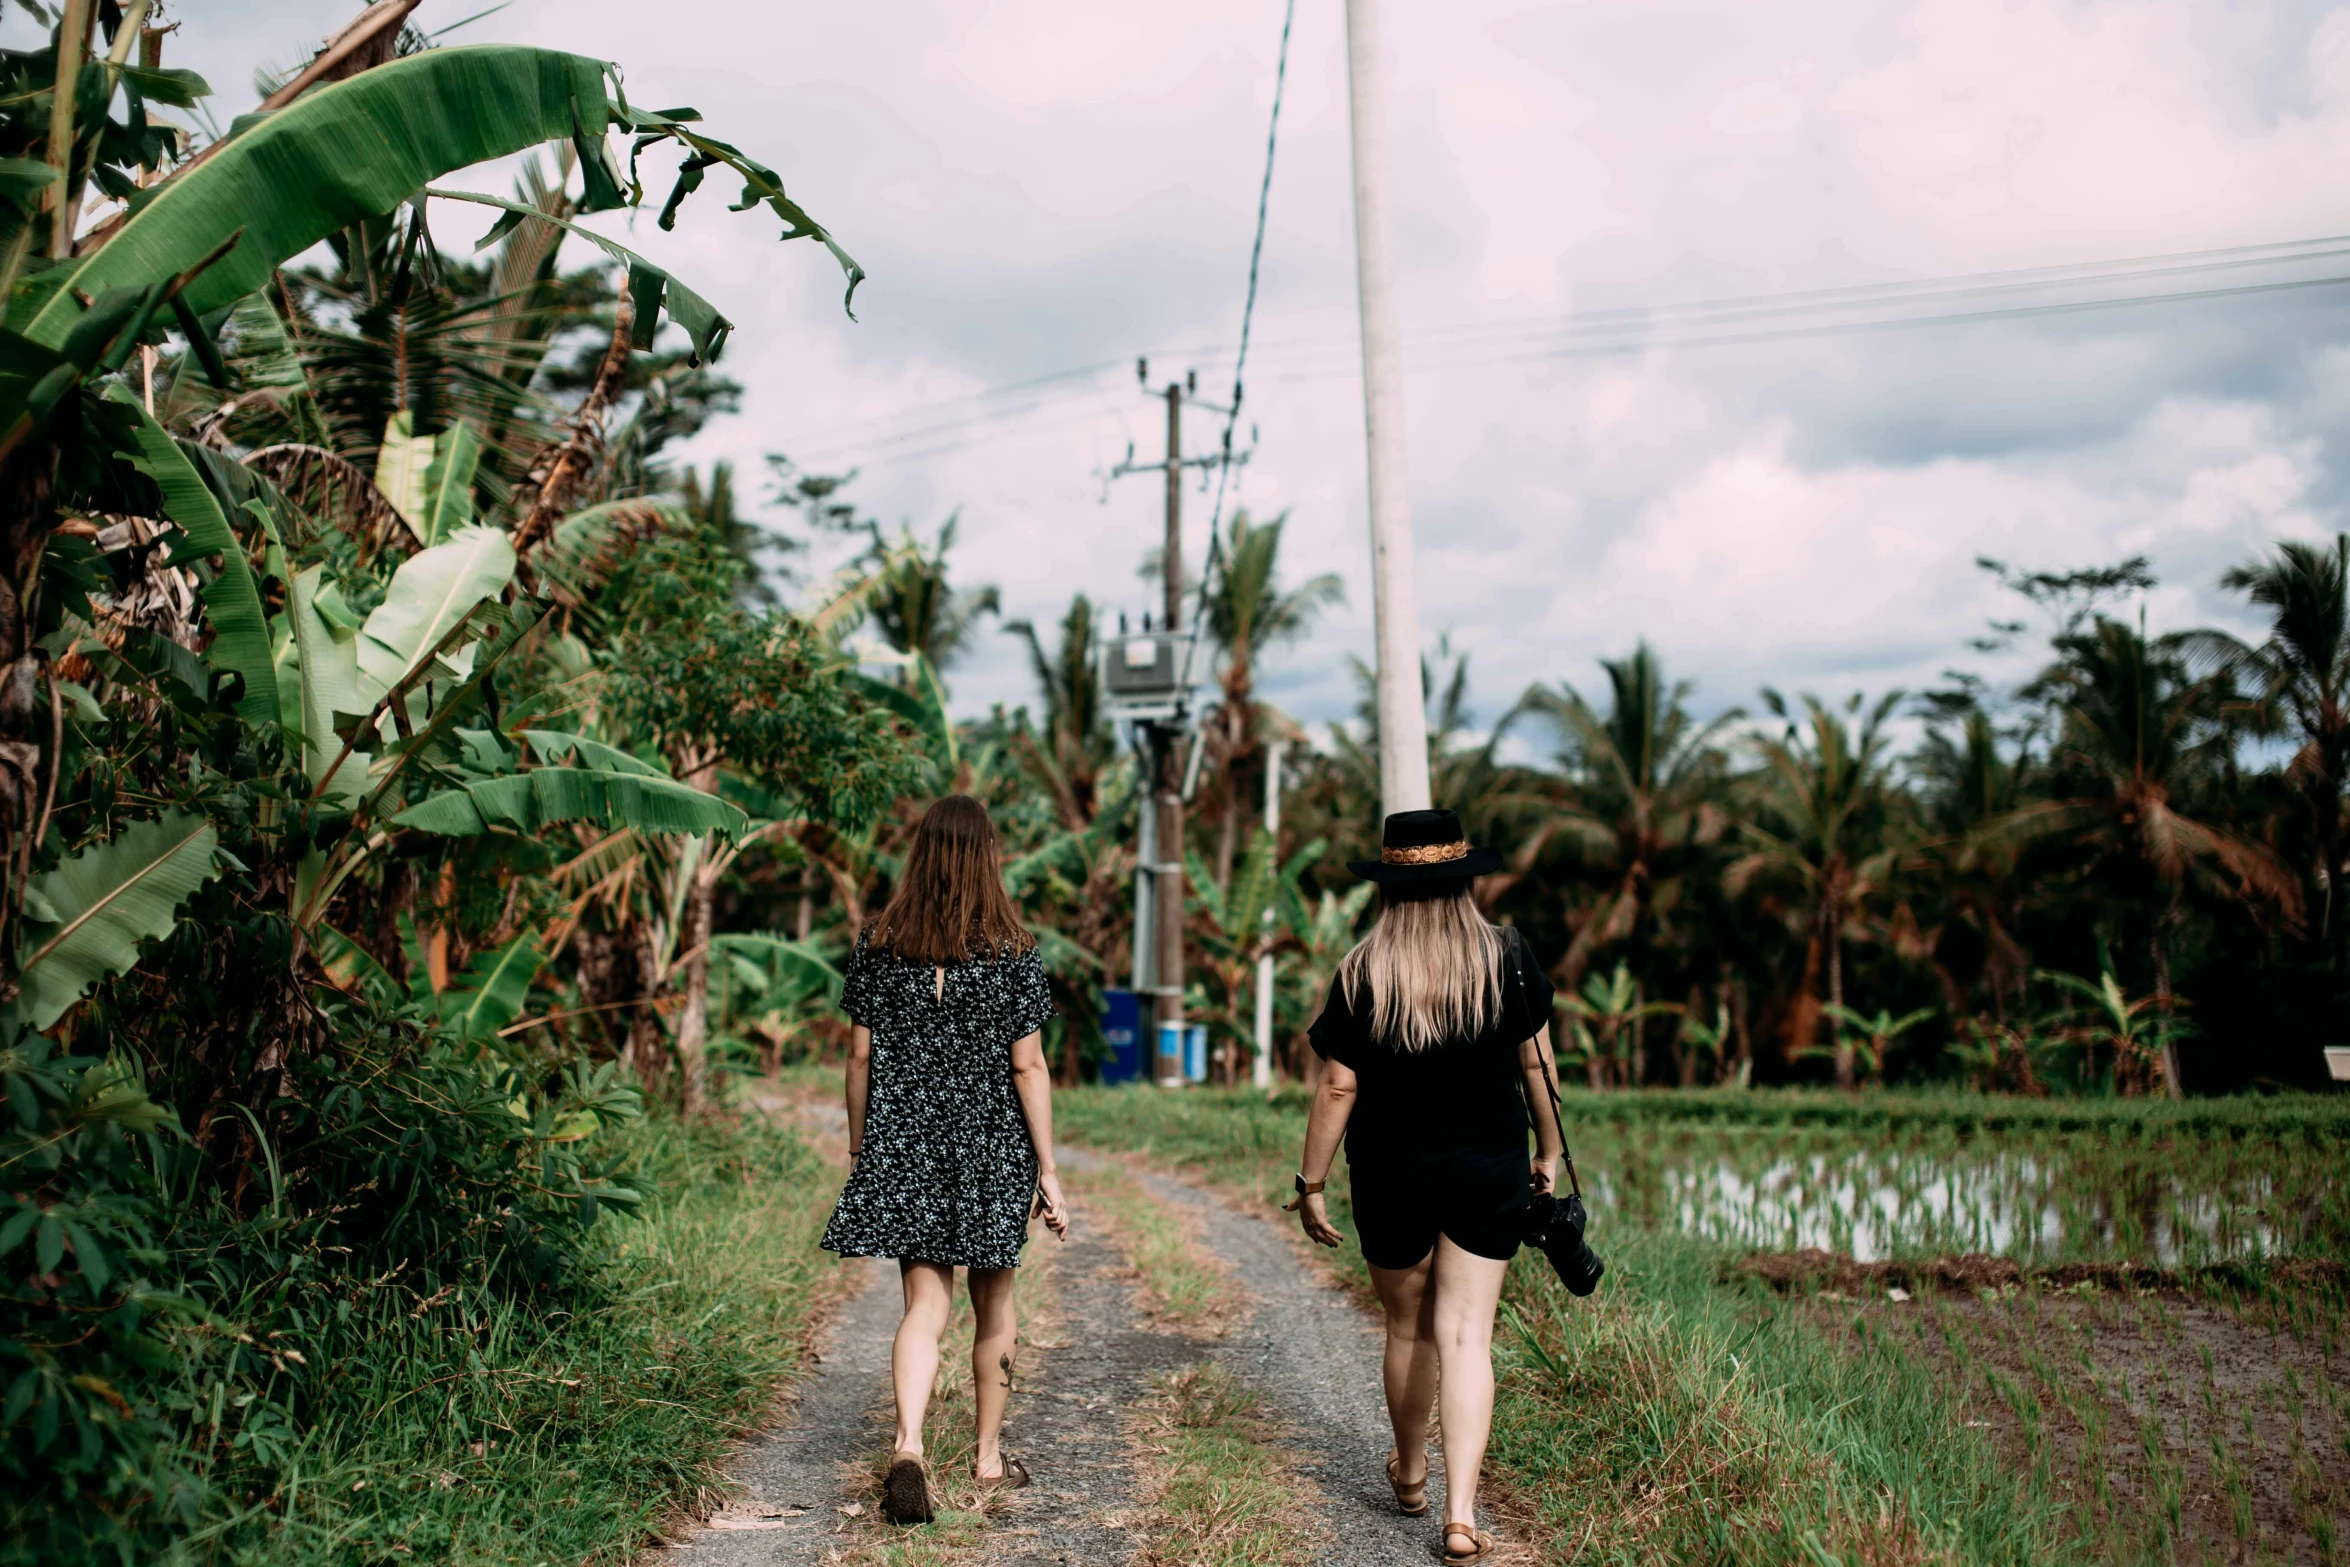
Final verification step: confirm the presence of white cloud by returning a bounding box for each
[157,0,2350,746]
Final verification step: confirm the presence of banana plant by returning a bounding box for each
[1183,829,1326,1083]
[1557,962,1683,1090]
[373,412,483,547]
[1812,1003,1937,1088]
[10,811,222,1030]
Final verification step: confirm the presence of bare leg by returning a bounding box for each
[1367,1249,1440,1493]
[891,1259,955,1457]
[967,1265,1019,1477]
[1430,1238,1511,1539]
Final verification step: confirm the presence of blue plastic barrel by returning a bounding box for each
[1099,989,1142,1084]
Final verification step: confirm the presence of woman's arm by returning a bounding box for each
[844,1023,872,1160]
[1521,1023,1566,1194]
[1009,1030,1069,1239]
[1288,1059,1358,1248]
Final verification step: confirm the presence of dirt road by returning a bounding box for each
[655,1131,1477,1566]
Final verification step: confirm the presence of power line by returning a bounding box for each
[788,232,2350,465]
[1201,0,1296,555]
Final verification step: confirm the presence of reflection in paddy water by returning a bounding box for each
[1573,1131,2333,1265]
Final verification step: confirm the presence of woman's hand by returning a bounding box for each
[1294,1190,1343,1248]
[1033,1169,1070,1241]
[1530,1154,1561,1197]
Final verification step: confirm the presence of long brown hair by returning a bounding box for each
[867,794,1034,964]
[1337,882,1503,1052]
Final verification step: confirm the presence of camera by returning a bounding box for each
[1523,1190,1605,1297]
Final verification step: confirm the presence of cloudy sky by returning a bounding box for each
[179,1,2350,743]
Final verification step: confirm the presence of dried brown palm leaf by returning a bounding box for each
[246,444,413,561]
[511,296,635,568]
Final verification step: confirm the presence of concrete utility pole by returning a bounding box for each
[1343,0,1431,816]
[1252,737,1286,1089]
[1156,380,1187,1079]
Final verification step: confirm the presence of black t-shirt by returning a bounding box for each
[1307,927,1555,1194]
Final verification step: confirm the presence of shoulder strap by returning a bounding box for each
[1508,934,1581,1200]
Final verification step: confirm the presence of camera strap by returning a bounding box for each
[1509,936,1581,1201]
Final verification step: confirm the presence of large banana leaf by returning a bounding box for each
[521,728,666,777]
[353,524,515,704]
[390,768,746,840]
[15,812,222,1029]
[418,421,482,545]
[440,934,546,1041]
[710,933,842,999]
[372,411,434,539]
[288,564,367,790]
[106,388,277,724]
[22,48,614,348]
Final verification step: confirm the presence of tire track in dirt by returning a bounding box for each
[657,1134,1198,1565]
[661,1110,1474,1566]
[1104,1155,1467,1567]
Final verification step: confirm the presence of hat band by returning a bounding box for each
[1381,840,1469,866]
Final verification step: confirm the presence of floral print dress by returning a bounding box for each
[819,931,1057,1270]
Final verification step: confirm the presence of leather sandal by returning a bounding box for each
[1385,1448,1428,1516]
[882,1452,933,1525]
[976,1455,1030,1490]
[1444,1524,1497,1563]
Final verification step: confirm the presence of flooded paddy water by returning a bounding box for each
[1563,1091,2350,1266]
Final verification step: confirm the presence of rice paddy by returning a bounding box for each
[1562,1092,2350,1266]
[1059,1083,2350,1563]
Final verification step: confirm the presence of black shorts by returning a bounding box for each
[1351,1178,1526,1271]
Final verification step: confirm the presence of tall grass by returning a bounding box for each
[212,1110,839,1565]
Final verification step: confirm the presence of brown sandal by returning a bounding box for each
[882,1452,933,1525]
[1444,1524,1496,1563]
[976,1455,1030,1490]
[1385,1449,1428,1516]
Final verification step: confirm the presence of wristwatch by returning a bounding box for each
[1293,1173,1324,1197]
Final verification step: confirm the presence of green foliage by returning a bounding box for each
[0,15,886,1560]
[14,811,222,1029]
[392,764,750,840]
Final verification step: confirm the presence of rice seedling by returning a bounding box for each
[1057,1085,2350,1564]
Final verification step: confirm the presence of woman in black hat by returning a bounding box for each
[1284,808,1565,1565]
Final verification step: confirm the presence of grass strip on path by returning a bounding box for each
[1132,1362,1320,1567]
[1058,1155,1319,1567]
[1072,1153,1243,1334]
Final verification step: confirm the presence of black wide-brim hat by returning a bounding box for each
[1347,807,1504,884]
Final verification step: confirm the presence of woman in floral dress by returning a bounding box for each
[819,794,1067,1525]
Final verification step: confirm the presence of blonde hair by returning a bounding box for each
[1336,886,1504,1052]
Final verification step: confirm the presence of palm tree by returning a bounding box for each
[1508,642,1737,991]
[2029,617,2301,1096]
[682,460,785,607]
[1725,690,1905,1090]
[859,516,1001,683]
[1005,594,1114,829]
[1197,510,1343,889]
[1911,708,2036,1021]
[2185,536,2350,954]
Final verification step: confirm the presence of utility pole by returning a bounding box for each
[1156,380,1187,1081]
[1103,362,1235,1086]
[1343,0,1431,815]
[1252,737,1286,1089]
